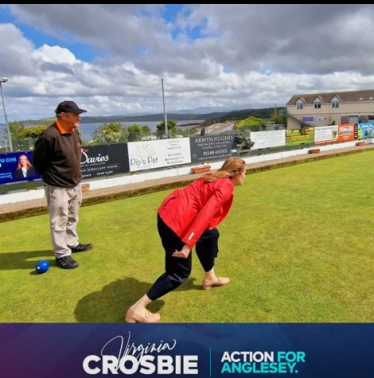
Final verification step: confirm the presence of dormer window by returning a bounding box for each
[313,97,322,109]
[296,98,304,110]
[331,95,340,108]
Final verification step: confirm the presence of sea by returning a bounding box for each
[0,120,203,143]
[79,120,204,141]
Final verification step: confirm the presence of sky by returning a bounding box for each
[1,4,374,121]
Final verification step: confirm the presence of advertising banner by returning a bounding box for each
[303,116,327,122]
[357,122,374,139]
[286,129,314,146]
[0,144,130,184]
[81,143,130,179]
[0,151,41,185]
[127,138,191,172]
[314,125,338,145]
[250,130,285,150]
[0,323,373,377]
[286,127,314,146]
[190,134,237,163]
[314,124,357,144]
[337,124,357,142]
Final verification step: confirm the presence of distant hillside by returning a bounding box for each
[21,107,285,125]
[78,112,221,124]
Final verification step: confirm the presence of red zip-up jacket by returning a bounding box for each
[158,177,234,248]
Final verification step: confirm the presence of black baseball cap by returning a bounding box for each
[55,101,87,114]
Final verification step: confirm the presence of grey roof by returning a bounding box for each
[286,89,374,105]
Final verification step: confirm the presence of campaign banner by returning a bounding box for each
[0,144,131,185]
[0,323,373,377]
[190,134,237,163]
[0,151,41,184]
[81,143,130,179]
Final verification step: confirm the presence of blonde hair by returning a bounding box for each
[202,157,246,182]
[16,154,33,170]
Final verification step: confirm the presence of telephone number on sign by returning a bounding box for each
[203,149,227,156]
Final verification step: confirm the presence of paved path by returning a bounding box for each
[1,143,373,221]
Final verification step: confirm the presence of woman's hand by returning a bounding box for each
[172,245,191,259]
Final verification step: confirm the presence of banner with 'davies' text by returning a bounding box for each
[80,143,130,179]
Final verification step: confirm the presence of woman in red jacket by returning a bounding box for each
[125,156,247,323]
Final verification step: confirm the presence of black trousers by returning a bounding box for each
[147,214,220,301]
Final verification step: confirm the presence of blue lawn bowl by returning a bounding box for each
[35,260,50,274]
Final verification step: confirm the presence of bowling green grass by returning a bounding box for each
[0,150,373,323]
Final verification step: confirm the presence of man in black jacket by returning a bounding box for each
[33,101,93,269]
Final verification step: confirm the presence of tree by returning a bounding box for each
[270,109,287,125]
[18,125,48,138]
[156,119,177,137]
[235,116,265,132]
[127,124,143,142]
[141,125,151,135]
[91,122,128,144]
[5,120,25,148]
[126,123,151,141]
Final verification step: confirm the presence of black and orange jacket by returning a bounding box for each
[33,122,82,187]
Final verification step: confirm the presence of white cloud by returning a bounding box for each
[1,4,374,120]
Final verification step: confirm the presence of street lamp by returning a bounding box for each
[0,77,13,152]
[161,77,168,138]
